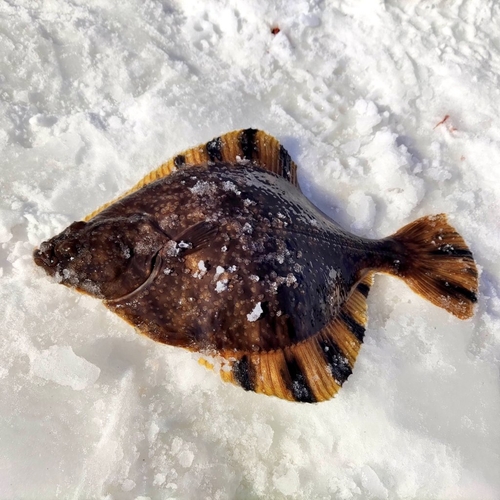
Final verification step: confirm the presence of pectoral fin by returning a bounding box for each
[174,221,218,254]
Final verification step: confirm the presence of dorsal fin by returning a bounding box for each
[85,129,298,221]
[200,273,374,403]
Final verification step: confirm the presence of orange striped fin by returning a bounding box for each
[390,214,478,319]
[85,129,298,221]
[201,274,374,403]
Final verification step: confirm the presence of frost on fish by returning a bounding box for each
[193,260,207,279]
[215,279,228,293]
[247,302,263,322]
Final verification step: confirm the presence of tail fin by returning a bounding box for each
[390,214,478,319]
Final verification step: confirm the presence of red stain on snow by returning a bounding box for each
[434,115,450,129]
[434,114,458,134]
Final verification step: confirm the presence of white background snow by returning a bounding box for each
[1,0,500,498]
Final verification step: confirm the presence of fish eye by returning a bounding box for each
[111,237,132,258]
[55,240,80,259]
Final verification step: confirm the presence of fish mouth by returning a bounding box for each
[34,221,87,272]
[106,249,164,304]
[33,244,59,274]
[33,239,80,275]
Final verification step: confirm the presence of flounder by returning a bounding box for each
[33,129,478,403]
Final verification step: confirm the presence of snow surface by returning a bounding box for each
[1,0,500,498]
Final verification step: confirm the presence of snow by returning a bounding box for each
[189,180,217,196]
[247,302,263,322]
[193,259,207,279]
[215,279,228,293]
[1,0,500,499]
[30,345,101,391]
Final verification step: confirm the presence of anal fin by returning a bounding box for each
[201,274,374,403]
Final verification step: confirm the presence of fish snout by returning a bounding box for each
[33,241,58,271]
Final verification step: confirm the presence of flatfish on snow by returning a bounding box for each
[33,129,478,402]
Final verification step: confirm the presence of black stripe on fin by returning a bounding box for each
[174,155,186,168]
[233,355,255,391]
[339,311,365,342]
[84,129,303,222]
[240,128,258,160]
[439,280,478,304]
[430,246,474,259]
[390,214,478,319]
[284,356,316,403]
[318,336,352,386]
[279,145,292,181]
[206,137,223,162]
[356,282,370,298]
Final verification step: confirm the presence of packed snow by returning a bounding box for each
[2,0,500,498]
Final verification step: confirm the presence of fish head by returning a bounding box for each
[33,214,168,300]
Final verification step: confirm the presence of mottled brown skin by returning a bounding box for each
[34,163,402,354]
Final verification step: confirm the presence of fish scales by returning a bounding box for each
[33,129,478,403]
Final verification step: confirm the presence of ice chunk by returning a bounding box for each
[269,32,294,61]
[31,346,100,391]
[178,450,194,468]
[215,279,228,293]
[189,180,216,196]
[360,130,424,221]
[148,422,160,443]
[193,260,207,279]
[214,266,225,279]
[0,223,12,243]
[121,479,136,492]
[346,192,375,232]
[171,436,183,455]
[354,99,382,135]
[360,465,388,499]
[341,139,361,156]
[273,468,299,496]
[247,302,263,322]
[222,180,241,195]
